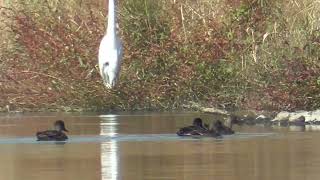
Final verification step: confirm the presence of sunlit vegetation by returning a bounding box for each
[0,0,320,111]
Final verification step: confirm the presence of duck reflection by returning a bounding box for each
[99,114,119,180]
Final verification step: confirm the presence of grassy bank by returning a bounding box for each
[0,0,320,112]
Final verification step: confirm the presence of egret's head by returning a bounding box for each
[101,61,119,88]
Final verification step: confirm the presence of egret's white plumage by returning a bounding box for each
[98,0,123,88]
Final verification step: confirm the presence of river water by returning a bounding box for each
[0,112,319,180]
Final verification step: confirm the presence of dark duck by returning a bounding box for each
[213,119,234,135]
[177,118,220,137]
[36,120,69,141]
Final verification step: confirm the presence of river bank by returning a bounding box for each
[1,0,320,112]
[2,101,320,129]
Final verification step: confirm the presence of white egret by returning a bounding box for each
[98,0,123,88]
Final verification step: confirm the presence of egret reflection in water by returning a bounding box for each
[100,114,119,180]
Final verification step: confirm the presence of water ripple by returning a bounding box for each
[0,133,276,144]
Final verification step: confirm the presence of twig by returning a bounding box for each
[21,70,66,85]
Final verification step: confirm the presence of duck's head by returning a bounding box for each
[193,118,203,127]
[204,123,210,129]
[214,120,224,127]
[54,120,68,132]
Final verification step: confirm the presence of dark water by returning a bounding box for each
[0,112,319,180]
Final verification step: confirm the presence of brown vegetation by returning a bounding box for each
[0,0,320,112]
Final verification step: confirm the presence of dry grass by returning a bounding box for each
[0,0,320,112]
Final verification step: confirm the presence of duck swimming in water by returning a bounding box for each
[212,120,234,135]
[176,118,206,136]
[177,118,220,137]
[36,120,69,141]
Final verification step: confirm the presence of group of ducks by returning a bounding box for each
[176,118,234,138]
[36,117,234,141]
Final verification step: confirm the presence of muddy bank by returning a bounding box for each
[1,99,320,128]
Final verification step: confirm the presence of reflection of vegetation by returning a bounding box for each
[0,0,320,111]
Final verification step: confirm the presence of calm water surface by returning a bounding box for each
[0,112,319,180]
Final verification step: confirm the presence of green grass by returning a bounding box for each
[0,0,320,112]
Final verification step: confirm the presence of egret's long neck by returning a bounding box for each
[107,0,116,36]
